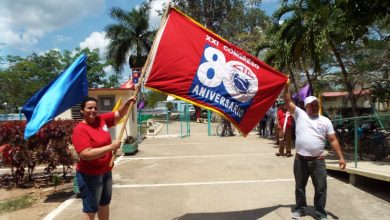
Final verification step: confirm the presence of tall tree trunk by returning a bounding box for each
[328,38,358,116]
[287,64,299,93]
[386,70,389,110]
[299,59,314,95]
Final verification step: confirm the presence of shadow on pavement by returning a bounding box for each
[172,204,341,220]
[172,204,296,220]
[172,204,293,220]
[328,169,390,203]
[351,176,390,202]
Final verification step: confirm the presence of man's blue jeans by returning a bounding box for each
[293,155,327,218]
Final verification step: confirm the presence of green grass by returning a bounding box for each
[0,195,36,214]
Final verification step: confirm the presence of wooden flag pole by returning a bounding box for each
[109,5,172,167]
[109,86,140,167]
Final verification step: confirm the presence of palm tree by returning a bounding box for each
[105,2,155,72]
[271,0,333,94]
[270,0,389,116]
[270,0,352,115]
[256,21,302,94]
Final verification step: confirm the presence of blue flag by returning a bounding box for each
[22,54,88,139]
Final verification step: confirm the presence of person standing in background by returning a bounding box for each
[276,102,293,157]
[266,104,276,138]
[275,101,283,145]
[259,114,267,138]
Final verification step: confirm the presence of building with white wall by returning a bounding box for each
[56,86,138,140]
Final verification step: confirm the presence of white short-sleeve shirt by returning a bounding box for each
[293,107,335,157]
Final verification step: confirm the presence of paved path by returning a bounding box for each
[326,152,390,182]
[49,122,390,220]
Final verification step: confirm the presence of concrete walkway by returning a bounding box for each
[325,151,390,182]
[49,122,390,220]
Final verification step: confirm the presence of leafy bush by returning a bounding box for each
[0,119,79,188]
[124,136,135,144]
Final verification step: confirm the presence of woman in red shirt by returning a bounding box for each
[72,96,135,220]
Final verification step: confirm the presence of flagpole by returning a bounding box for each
[109,4,172,167]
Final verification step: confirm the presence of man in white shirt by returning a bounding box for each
[284,83,346,220]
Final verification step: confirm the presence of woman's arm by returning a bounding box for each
[79,139,121,161]
[114,96,137,124]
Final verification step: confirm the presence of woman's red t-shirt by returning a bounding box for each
[72,112,115,175]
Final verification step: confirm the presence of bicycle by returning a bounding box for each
[216,121,235,137]
[335,125,354,151]
[359,130,390,161]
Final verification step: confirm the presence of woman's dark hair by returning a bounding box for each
[80,96,98,110]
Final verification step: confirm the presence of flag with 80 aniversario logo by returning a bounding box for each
[143,7,287,136]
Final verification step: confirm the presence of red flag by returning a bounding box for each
[144,7,287,136]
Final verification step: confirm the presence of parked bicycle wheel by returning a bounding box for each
[359,137,375,160]
[231,126,236,135]
[216,123,225,137]
[372,133,387,161]
[359,132,389,161]
[336,128,354,151]
[216,123,235,137]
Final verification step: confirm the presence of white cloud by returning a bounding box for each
[103,65,114,74]
[79,31,110,57]
[149,0,171,28]
[0,0,104,49]
[54,35,72,44]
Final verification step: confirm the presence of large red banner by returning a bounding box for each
[144,7,287,136]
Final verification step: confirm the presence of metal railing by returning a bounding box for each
[331,113,390,168]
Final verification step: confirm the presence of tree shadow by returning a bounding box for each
[171,204,340,220]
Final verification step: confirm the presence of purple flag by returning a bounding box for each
[298,84,312,101]
[137,99,145,110]
[292,84,312,104]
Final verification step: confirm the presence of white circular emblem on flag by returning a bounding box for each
[223,61,258,103]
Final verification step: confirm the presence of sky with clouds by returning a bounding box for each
[0,0,171,57]
[0,0,280,81]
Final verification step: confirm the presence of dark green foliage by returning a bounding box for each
[171,0,269,54]
[260,0,390,115]
[0,49,118,113]
[145,90,167,108]
[0,120,78,187]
